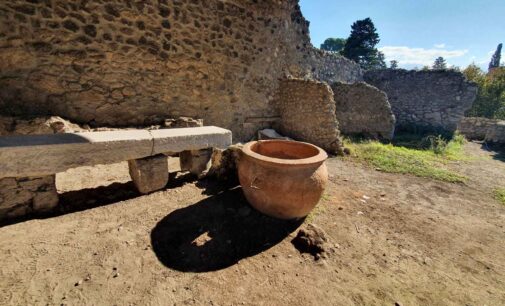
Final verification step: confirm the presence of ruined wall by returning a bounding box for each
[458,117,505,143]
[331,82,395,139]
[275,79,342,154]
[364,69,478,132]
[0,176,58,221]
[303,49,363,84]
[0,0,317,141]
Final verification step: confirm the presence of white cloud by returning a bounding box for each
[379,46,468,66]
[434,43,446,49]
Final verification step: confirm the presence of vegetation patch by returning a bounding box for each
[345,134,468,183]
[495,188,505,205]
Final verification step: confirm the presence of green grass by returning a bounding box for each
[495,188,505,205]
[345,134,468,183]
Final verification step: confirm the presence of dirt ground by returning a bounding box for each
[0,142,504,306]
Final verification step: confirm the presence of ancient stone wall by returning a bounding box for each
[303,49,363,84]
[274,79,342,154]
[364,69,478,132]
[0,0,317,141]
[331,82,395,139]
[0,175,58,221]
[458,117,505,143]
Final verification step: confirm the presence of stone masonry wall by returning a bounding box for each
[274,79,342,154]
[365,69,478,132]
[303,49,363,84]
[0,175,58,221]
[331,82,395,139]
[458,117,505,143]
[0,0,320,142]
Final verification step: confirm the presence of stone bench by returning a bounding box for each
[0,126,232,220]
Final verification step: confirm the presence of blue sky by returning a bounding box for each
[299,0,504,70]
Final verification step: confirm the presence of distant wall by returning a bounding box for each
[275,79,342,154]
[301,49,363,84]
[458,117,505,143]
[365,69,478,132]
[331,82,395,139]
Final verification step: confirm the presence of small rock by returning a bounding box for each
[291,224,330,259]
[362,195,371,200]
[257,129,292,140]
[74,280,82,286]
[357,211,364,215]
[113,273,120,278]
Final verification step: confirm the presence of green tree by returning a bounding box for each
[368,50,387,69]
[342,18,382,70]
[320,38,347,53]
[432,57,447,70]
[466,65,505,119]
[489,43,502,71]
[463,63,485,83]
[390,60,399,69]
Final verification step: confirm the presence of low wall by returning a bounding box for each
[365,69,478,132]
[275,79,342,154]
[0,176,58,221]
[457,117,500,140]
[458,117,505,143]
[331,82,395,139]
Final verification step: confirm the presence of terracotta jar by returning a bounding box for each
[238,140,328,219]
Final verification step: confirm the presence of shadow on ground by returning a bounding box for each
[481,143,505,162]
[150,187,304,272]
[0,172,198,227]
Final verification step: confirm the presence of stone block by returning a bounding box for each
[128,154,169,194]
[0,175,58,220]
[179,148,213,178]
[258,129,292,140]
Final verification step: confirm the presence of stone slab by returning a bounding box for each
[0,127,232,178]
[0,130,153,179]
[151,126,232,154]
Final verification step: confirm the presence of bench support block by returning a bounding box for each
[128,154,169,194]
[180,149,213,178]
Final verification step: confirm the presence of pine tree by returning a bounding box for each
[390,60,399,69]
[432,57,447,70]
[342,18,382,70]
[489,43,502,71]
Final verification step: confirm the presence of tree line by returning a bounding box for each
[320,18,504,120]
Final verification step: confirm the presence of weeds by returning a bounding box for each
[495,188,505,205]
[345,134,468,183]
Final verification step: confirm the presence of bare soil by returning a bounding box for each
[0,142,504,306]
